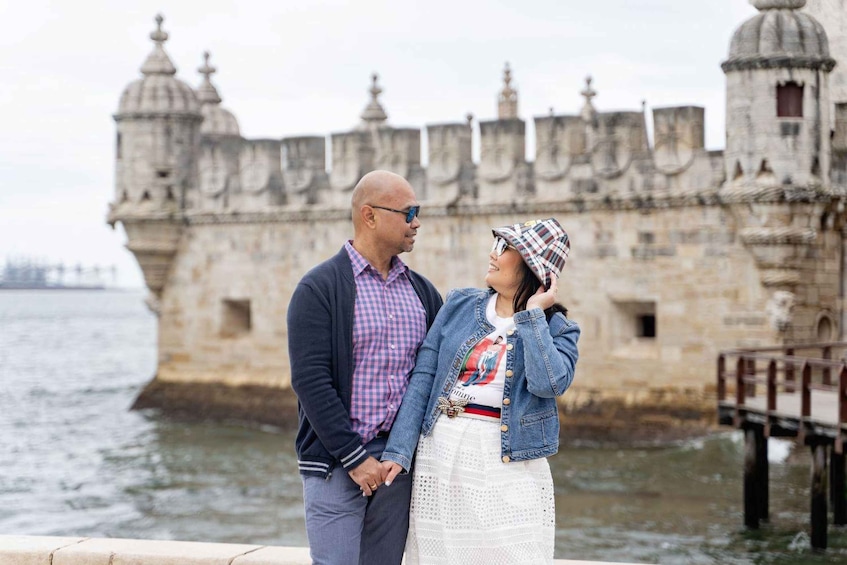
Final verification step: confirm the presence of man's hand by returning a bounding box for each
[348,455,386,496]
[381,461,404,486]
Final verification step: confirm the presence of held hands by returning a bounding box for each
[348,456,386,497]
[526,274,559,312]
[348,457,405,496]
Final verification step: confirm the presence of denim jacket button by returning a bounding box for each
[502,455,510,463]
[500,424,509,432]
[505,370,514,377]
[506,344,513,351]
[502,398,511,405]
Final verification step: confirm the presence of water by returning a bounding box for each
[1,290,846,564]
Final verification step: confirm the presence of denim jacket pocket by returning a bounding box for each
[519,408,559,444]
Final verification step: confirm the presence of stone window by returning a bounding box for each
[608,299,659,359]
[221,299,252,337]
[638,314,657,338]
[777,82,803,118]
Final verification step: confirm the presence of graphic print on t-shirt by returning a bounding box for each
[458,337,506,387]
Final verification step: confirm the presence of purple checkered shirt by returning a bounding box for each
[346,241,427,444]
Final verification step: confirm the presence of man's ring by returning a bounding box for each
[369,483,378,489]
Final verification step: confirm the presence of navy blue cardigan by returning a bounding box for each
[287,247,443,477]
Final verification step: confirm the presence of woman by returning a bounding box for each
[381,218,580,564]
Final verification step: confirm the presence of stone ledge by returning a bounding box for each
[0,535,643,565]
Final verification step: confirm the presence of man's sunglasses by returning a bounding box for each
[491,236,516,257]
[370,205,421,224]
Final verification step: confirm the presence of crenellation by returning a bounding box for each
[426,120,474,203]
[477,118,528,201]
[280,135,328,206]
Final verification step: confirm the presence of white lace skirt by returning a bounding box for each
[405,415,555,565]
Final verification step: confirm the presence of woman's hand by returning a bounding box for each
[381,461,404,486]
[526,274,559,312]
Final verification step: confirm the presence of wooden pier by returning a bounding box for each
[717,341,847,550]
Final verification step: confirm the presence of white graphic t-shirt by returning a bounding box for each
[448,293,516,408]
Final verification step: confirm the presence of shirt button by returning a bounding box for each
[389,404,395,409]
[502,456,510,463]
[505,370,514,377]
[388,314,394,319]
[506,344,513,351]
[503,398,511,405]
[390,344,396,350]
[500,424,508,432]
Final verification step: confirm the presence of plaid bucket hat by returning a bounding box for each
[492,218,570,289]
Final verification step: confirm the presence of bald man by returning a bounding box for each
[288,170,443,565]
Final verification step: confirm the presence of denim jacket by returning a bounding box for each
[382,287,580,471]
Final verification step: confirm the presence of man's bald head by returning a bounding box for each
[351,170,415,230]
[351,170,409,211]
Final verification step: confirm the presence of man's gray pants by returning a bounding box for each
[301,435,413,565]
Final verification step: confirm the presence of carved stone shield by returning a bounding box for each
[479,120,523,183]
[652,107,703,175]
[535,116,584,181]
[330,132,370,191]
[198,145,229,197]
[427,124,470,186]
[240,144,271,194]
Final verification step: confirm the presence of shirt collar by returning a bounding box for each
[345,240,408,279]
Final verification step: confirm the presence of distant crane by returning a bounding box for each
[0,258,116,289]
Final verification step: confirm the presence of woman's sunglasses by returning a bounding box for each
[491,236,516,257]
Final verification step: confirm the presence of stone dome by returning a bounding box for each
[200,105,240,136]
[117,15,200,116]
[196,52,240,136]
[723,0,835,72]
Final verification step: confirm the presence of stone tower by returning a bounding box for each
[109,15,202,307]
[723,0,834,190]
[721,0,842,340]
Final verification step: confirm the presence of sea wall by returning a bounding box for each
[0,535,635,565]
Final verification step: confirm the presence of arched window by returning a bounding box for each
[777,82,803,118]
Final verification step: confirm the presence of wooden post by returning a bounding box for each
[832,448,846,526]
[746,358,757,398]
[756,426,769,522]
[785,348,796,393]
[802,363,812,419]
[766,360,776,438]
[718,355,726,401]
[823,346,832,386]
[811,443,828,551]
[735,357,745,426]
[744,427,760,530]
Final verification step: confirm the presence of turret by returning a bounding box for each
[108,14,202,305]
[721,0,841,338]
[722,0,834,192]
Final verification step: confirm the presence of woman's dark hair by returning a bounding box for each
[513,260,568,320]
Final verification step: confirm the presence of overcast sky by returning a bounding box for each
[1,0,759,288]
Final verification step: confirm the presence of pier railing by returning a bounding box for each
[717,341,847,551]
[717,341,847,445]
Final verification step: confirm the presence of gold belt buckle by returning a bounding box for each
[437,397,468,418]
